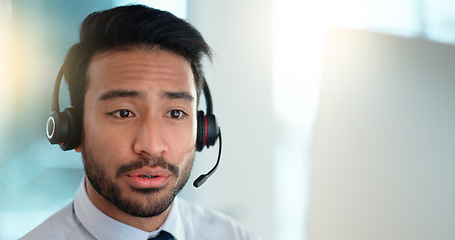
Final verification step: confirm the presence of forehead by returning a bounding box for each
[85,49,195,95]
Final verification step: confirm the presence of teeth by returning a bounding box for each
[138,174,157,178]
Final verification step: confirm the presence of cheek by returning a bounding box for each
[82,112,129,160]
[170,113,197,143]
[168,118,197,162]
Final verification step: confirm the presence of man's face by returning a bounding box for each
[79,49,197,218]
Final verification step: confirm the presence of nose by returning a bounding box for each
[133,116,168,157]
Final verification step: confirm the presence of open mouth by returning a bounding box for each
[137,174,159,179]
[124,167,170,188]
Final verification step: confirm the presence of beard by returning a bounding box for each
[82,145,194,218]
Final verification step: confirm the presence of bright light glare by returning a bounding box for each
[0,2,14,161]
[272,1,330,238]
[272,0,423,239]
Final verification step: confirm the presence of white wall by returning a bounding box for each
[185,1,275,239]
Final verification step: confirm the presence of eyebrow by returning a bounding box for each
[99,90,146,101]
[160,91,195,102]
[98,89,194,102]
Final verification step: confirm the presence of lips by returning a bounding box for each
[124,166,171,189]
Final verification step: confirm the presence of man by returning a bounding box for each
[21,5,260,240]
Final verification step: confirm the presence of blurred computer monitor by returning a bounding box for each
[309,27,455,240]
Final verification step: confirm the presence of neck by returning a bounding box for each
[84,176,171,232]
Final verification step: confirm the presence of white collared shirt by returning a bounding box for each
[20,179,261,240]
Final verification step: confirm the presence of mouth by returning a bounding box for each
[136,174,159,179]
[124,167,171,189]
[127,169,170,179]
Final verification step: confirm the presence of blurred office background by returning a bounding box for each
[1,0,455,239]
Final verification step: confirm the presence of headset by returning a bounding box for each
[46,65,221,188]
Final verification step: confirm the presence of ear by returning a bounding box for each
[75,127,84,153]
[75,144,82,153]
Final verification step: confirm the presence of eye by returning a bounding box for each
[109,109,135,118]
[165,110,187,120]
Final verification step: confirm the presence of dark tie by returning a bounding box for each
[149,230,174,240]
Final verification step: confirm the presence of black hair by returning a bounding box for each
[62,4,212,119]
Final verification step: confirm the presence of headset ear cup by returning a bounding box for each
[205,114,219,148]
[196,111,205,152]
[60,108,81,151]
[196,111,219,152]
[47,111,69,145]
[46,108,81,151]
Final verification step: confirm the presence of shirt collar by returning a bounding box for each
[73,177,184,240]
[161,197,186,240]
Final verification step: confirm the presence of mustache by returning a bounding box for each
[116,156,180,178]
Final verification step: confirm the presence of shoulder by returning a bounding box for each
[174,198,262,240]
[19,202,86,240]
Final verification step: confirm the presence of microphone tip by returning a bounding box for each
[193,174,208,188]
